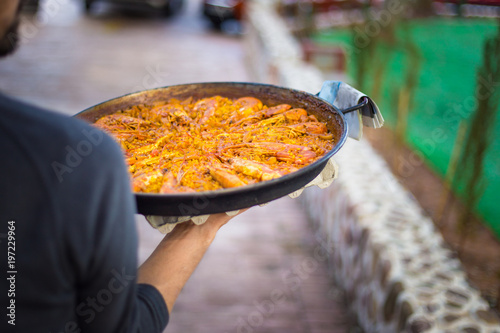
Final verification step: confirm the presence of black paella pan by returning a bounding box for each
[75,82,361,216]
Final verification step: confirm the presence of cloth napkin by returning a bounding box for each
[317,81,384,140]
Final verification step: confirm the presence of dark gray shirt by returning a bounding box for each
[0,94,168,332]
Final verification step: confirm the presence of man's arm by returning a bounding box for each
[137,211,245,312]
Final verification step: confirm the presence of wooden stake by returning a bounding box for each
[436,120,468,228]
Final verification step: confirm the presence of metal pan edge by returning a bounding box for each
[75,82,348,216]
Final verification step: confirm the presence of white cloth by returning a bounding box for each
[147,209,241,234]
[317,81,384,140]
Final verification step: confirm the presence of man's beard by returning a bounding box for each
[0,6,21,57]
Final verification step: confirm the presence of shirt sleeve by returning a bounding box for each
[134,284,170,331]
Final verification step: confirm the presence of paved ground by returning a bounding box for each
[139,198,354,333]
[0,0,355,332]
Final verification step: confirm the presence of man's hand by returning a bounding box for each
[137,209,247,312]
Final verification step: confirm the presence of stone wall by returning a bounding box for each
[244,1,500,332]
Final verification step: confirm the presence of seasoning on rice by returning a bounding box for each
[93,96,335,193]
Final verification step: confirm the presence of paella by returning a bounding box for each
[93,95,336,194]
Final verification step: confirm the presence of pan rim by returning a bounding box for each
[76,81,348,215]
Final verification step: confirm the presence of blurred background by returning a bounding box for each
[278,0,500,310]
[1,0,500,331]
[279,0,500,246]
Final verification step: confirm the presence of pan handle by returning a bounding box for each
[314,90,370,115]
[338,96,369,115]
[316,81,384,140]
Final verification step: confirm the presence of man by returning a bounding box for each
[0,1,243,332]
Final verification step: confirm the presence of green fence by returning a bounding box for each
[312,17,500,238]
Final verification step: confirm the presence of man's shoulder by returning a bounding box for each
[0,94,121,159]
[1,94,93,139]
[0,94,126,184]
